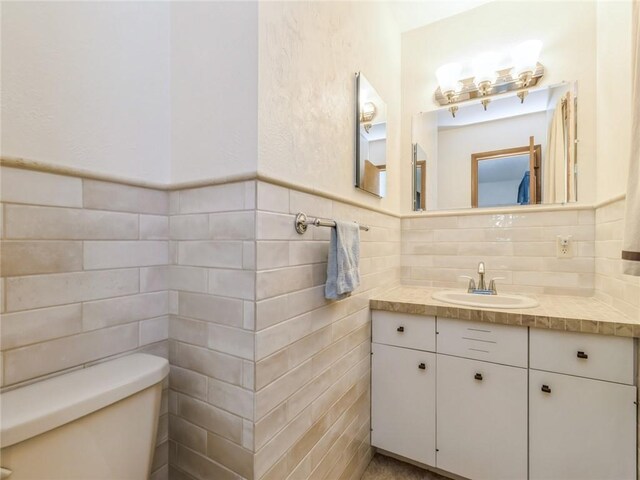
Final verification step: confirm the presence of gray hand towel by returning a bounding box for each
[325,221,361,300]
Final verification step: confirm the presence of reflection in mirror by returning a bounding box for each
[355,72,387,197]
[411,82,577,211]
[412,143,427,210]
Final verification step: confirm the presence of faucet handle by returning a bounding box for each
[459,275,476,293]
[488,277,505,294]
[478,262,485,274]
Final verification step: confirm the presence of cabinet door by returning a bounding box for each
[530,370,637,480]
[437,354,527,480]
[371,343,436,466]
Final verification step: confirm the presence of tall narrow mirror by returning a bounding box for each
[355,72,387,197]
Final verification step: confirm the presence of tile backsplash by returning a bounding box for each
[2,164,638,480]
[0,167,170,479]
[401,209,596,297]
[595,198,640,319]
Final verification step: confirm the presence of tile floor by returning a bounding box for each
[361,454,450,480]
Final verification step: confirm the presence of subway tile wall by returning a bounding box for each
[401,209,597,297]
[253,182,401,480]
[594,198,640,320]
[167,180,257,480]
[0,167,170,480]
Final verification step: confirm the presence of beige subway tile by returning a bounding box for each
[256,266,314,300]
[83,291,168,331]
[289,190,333,219]
[6,269,139,312]
[173,341,242,386]
[140,266,169,293]
[243,241,256,270]
[150,442,168,473]
[170,415,207,455]
[175,444,238,480]
[140,316,169,345]
[208,324,254,360]
[3,323,138,385]
[169,317,209,348]
[170,366,207,401]
[255,360,312,420]
[170,214,209,240]
[256,295,289,331]
[0,303,82,350]
[242,358,255,390]
[0,278,5,313]
[178,292,243,327]
[289,241,329,266]
[257,242,289,270]
[208,269,255,300]
[256,211,300,241]
[4,205,138,240]
[83,179,168,214]
[170,266,208,293]
[178,394,243,444]
[244,181,256,210]
[1,240,83,276]
[169,191,180,215]
[242,419,254,451]
[179,183,247,214]
[257,182,289,213]
[209,211,255,240]
[206,432,253,479]
[83,241,168,269]
[178,241,243,268]
[140,215,169,240]
[0,167,82,207]
[207,377,254,420]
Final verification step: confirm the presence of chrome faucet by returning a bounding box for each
[477,261,486,290]
[460,261,503,295]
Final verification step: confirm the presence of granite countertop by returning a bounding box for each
[370,286,640,338]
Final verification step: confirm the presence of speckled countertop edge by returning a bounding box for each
[370,286,640,338]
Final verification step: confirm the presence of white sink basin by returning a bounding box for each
[431,290,539,309]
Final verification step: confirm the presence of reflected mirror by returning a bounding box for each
[412,82,577,211]
[355,72,387,197]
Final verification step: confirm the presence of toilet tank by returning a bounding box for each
[0,354,169,480]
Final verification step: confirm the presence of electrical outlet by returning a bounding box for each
[556,235,573,258]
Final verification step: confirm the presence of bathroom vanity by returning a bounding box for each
[370,287,638,480]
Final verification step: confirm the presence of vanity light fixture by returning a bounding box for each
[434,40,544,116]
[360,101,377,133]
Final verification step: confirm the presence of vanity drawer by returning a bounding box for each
[372,311,436,352]
[530,329,635,385]
[437,318,528,367]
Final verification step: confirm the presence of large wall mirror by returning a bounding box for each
[355,72,387,197]
[412,82,577,211]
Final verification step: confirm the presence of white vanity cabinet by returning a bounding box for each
[371,310,637,480]
[436,319,528,480]
[371,311,437,465]
[529,330,637,480]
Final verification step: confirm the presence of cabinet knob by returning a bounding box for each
[418,363,426,370]
[397,326,405,333]
[541,384,551,393]
[474,373,483,381]
[577,351,588,359]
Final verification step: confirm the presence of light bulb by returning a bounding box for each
[436,62,462,97]
[511,40,542,77]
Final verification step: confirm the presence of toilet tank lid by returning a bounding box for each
[0,353,169,448]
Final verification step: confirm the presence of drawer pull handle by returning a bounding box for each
[577,351,588,359]
[397,326,405,333]
[541,384,551,394]
[418,363,426,370]
[474,373,483,381]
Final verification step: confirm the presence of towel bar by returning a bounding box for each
[294,212,370,235]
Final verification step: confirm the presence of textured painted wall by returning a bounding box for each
[170,2,259,184]
[0,2,172,184]
[257,1,402,213]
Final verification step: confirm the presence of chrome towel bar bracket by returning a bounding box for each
[294,212,369,235]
